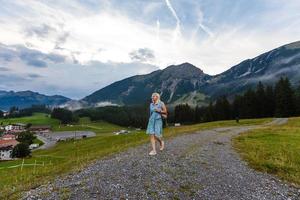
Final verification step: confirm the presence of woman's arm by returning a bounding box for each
[160,102,167,114]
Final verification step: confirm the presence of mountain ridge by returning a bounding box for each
[0,90,71,111]
[78,40,300,109]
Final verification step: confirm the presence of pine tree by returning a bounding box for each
[264,85,275,117]
[255,82,266,118]
[194,105,202,122]
[232,95,242,119]
[214,96,231,120]
[203,101,214,122]
[242,88,257,118]
[294,83,300,116]
[274,77,296,117]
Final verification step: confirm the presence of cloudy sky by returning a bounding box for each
[0,0,300,99]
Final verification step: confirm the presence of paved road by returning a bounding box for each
[33,131,96,151]
[33,134,56,150]
[24,118,300,200]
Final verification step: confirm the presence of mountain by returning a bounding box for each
[74,41,300,108]
[201,41,300,98]
[81,63,212,107]
[0,90,71,111]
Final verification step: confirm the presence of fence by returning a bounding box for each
[0,154,67,171]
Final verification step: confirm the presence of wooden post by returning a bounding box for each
[34,159,37,174]
[21,158,24,171]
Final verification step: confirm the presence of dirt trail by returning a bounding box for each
[24,118,300,200]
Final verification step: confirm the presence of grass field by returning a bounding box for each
[0,114,272,199]
[234,117,300,187]
[0,113,60,126]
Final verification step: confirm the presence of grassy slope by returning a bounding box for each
[234,117,300,186]
[0,114,272,199]
[0,113,59,126]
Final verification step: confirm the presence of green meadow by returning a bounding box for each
[234,117,300,186]
[0,113,272,199]
[0,113,59,126]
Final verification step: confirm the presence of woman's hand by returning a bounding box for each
[154,108,161,113]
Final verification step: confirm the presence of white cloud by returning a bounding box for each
[0,0,300,97]
[164,0,182,43]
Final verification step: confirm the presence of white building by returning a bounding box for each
[174,123,181,127]
[0,139,19,160]
[3,111,9,117]
[29,143,39,150]
[0,146,14,160]
[4,123,26,133]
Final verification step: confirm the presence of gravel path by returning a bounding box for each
[24,118,300,200]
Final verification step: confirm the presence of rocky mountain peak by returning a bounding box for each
[161,62,207,79]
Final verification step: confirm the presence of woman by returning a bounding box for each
[146,92,167,155]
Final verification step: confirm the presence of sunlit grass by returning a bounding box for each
[0,113,59,126]
[233,117,300,186]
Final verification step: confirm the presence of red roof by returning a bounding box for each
[0,139,19,148]
[2,134,15,139]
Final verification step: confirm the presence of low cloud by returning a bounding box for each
[0,43,66,68]
[0,74,28,89]
[129,48,155,62]
[27,73,43,79]
[25,24,56,38]
[0,45,15,62]
[26,59,48,68]
[0,66,10,71]
[54,32,70,49]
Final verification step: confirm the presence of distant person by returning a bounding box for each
[236,116,239,123]
[146,92,168,156]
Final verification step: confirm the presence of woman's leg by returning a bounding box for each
[155,135,164,150]
[154,135,162,146]
[150,134,156,152]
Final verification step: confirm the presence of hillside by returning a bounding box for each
[76,41,300,108]
[82,62,211,107]
[201,41,300,98]
[0,90,71,110]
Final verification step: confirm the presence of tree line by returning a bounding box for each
[174,77,300,123]
[0,105,51,118]
[50,104,150,128]
[74,103,149,128]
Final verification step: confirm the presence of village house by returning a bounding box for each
[0,139,19,160]
[2,111,9,117]
[29,125,51,134]
[1,134,16,140]
[4,123,26,133]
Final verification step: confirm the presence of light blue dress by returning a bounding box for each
[146,101,164,138]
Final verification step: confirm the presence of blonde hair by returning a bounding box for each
[151,92,161,103]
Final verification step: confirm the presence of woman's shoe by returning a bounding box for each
[149,150,157,155]
[160,141,165,151]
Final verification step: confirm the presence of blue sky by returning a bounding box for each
[0,0,300,99]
